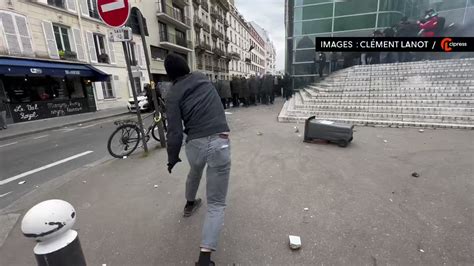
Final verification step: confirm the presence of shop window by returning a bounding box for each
[294,4,333,21]
[48,0,65,9]
[101,79,115,99]
[334,14,376,32]
[53,25,72,52]
[294,19,332,35]
[151,46,168,60]
[377,13,403,28]
[335,0,378,16]
[87,0,100,19]
[295,0,332,6]
[93,34,109,64]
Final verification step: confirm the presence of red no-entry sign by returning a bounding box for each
[97,0,130,28]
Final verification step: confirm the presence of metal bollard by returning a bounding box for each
[21,199,86,266]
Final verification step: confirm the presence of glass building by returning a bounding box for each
[285,0,474,88]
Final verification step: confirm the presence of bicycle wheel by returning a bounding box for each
[151,121,167,142]
[107,124,141,158]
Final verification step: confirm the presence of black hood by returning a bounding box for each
[164,53,190,81]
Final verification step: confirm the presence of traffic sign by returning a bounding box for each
[108,27,133,42]
[98,0,130,28]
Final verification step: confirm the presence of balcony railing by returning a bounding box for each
[157,1,191,27]
[160,32,192,49]
[224,19,229,28]
[224,36,230,44]
[229,52,241,60]
[202,21,210,33]
[201,1,209,11]
[194,17,203,28]
[213,47,225,58]
[211,27,224,40]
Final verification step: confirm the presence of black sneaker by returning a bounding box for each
[195,261,215,266]
[183,198,202,217]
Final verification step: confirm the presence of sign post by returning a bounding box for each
[98,0,148,154]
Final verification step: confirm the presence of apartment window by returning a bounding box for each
[93,34,109,63]
[176,29,186,46]
[159,22,168,41]
[101,78,115,99]
[48,0,65,9]
[53,25,71,52]
[87,0,100,19]
[151,46,168,60]
[173,5,184,22]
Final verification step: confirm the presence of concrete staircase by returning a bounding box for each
[278,58,474,129]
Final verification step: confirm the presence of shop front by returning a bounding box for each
[0,57,108,124]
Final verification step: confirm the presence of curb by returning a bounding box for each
[0,112,128,142]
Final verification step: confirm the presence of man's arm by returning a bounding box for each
[166,96,184,169]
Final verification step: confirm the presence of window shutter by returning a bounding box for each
[94,82,104,100]
[0,12,21,55]
[14,15,34,56]
[66,0,77,13]
[41,21,59,59]
[86,31,97,63]
[79,0,89,17]
[72,28,85,61]
[108,38,116,64]
[112,75,119,97]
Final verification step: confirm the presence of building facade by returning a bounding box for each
[0,0,150,124]
[248,24,266,76]
[191,0,230,80]
[227,3,251,78]
[285,0,474,88]
[250,21,276,75]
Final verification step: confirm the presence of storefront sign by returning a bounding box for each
[10,99,90,123]
[30,68,43,74]
[65,70,81,75]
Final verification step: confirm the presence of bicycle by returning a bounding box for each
[107,111,167,158]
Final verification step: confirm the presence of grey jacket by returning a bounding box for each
[165,72,230,163]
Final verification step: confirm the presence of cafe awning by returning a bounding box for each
[0,57,109,81]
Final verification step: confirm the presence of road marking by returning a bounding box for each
[0,191,12,198]
[80,123,98,129]
[0,151,94,186]
[33,135,49,140]
[0,142,18,148]
[101,0,125,12]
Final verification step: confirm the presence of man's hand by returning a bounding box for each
[167,158,182,173]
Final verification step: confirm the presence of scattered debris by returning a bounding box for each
[257,131,263,136]
[167,192,171,195]
[225,112,233,115]
[412,172,420,178]
[154,185,159,188]
[82,181,87,184]
[419,248,425,253]
[79,124,83,126]
[294,126,299,133]
[35,186,39,188]
[297,134,302,138]
[289,235,302,250]
[389,198,393,202]
[419,129,425,133]
[310,216,314,218]
[303,208,309,211]
[383,140,388,143]
[123,156,127,159]
[18,181,26,185]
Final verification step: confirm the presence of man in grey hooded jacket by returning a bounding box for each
[164,53,231,266]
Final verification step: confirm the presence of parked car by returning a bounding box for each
[127,93,150,112]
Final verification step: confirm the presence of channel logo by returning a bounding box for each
[441,38,453,52]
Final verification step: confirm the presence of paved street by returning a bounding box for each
[0,112,152,209]
[0,100,473,265]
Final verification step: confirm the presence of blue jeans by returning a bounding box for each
[185,134,231,251]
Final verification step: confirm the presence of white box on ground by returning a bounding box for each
[108,27,132,42]
[289,235,301,250]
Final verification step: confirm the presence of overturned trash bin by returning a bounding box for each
[21,199,86,266]
[304,116,354,147]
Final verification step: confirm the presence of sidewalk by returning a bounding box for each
[0,99,473,265]
[0,107,128,141]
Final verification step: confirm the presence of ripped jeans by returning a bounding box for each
[185,134,231,251]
